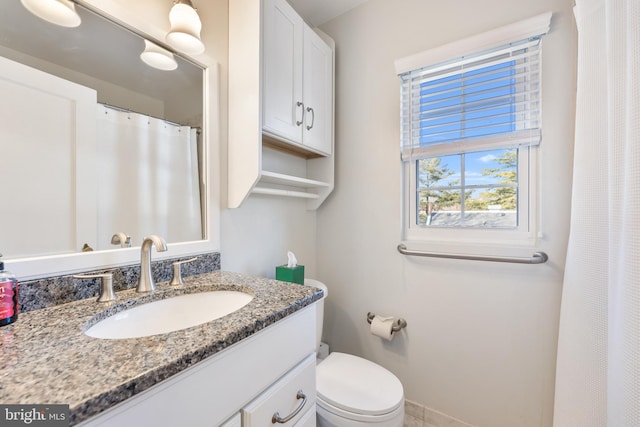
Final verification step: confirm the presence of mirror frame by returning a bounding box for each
[7,0,220,280]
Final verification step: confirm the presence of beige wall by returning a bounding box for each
[317,0,577,426]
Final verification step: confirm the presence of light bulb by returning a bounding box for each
[165,1,205,55]
[21,0,81,28]
[140,40,178,71]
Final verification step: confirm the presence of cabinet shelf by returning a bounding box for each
[252,171,329,200]
[251,187,320,199]
[259,170,330,188]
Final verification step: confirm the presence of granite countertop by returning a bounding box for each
[0,271,322,425]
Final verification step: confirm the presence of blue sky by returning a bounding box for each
[423,149,516,188]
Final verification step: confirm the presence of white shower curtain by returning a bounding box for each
[554,0,640,426]
[96,105,202,249]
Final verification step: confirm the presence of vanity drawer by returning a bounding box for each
[242,353,316,426]
[294,404,316,427]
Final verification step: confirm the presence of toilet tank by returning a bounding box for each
[303,278,327,352]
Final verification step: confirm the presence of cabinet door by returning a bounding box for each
[262,0,304,144]
[302,27,333,156]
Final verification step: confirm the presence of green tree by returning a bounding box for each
[477,149,517,210]
[417,158,460,224]
[465,193,489,210]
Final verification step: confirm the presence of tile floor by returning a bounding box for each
[403,400,477,427]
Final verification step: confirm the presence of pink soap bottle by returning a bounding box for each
[0,255,18,327]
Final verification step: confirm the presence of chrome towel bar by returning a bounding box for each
[397,244,549,264]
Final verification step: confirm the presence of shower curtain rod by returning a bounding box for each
[397,244,549,264]
[99,102,201,131]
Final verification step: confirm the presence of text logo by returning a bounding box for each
[0,405,69,426]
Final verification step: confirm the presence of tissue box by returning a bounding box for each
[276,265,305,285]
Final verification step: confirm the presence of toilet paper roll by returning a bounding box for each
[370,315,395,341]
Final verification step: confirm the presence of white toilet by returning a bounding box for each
[304,279,405,427]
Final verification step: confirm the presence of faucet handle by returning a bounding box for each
[170,257,198,286]
[111,232,131,248]
[73,273,116,303]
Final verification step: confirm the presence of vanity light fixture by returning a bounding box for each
[165,0,205,55]
[20,0,81,28]
[140,40,178,71]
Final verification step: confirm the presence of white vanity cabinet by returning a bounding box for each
[77,306,316,427]
[262,0,333,156]
[221,414,242,427]
[229,0,335,210]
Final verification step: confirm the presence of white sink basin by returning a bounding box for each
[85,291,253,339]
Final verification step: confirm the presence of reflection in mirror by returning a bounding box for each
[0,1,205,260]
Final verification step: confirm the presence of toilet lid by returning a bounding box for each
[317,352,404,416]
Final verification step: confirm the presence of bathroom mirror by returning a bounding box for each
[0,0,223,280]
[0,0,209,265]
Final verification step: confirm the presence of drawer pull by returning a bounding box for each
[271,390,307,424]
[296,102,304,126]
[305,107,315,130]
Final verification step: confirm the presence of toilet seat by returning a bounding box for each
[317,352,404,419]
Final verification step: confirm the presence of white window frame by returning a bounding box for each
[404,146,536,245]
[396,13,551,249]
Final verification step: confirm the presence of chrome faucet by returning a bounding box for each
[136,235,168,293]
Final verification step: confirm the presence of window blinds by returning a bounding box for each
[397,12,552,162]
[400,38,542,161]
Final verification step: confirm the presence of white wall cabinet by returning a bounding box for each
[262,0,332,156]
[229,0,335,210]
[77,306,316,427]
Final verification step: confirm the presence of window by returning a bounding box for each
[396,14,551,243]
[416,148,520,228]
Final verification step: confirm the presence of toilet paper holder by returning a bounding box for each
[367,312,407,333]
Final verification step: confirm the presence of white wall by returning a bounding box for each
[220,195,317,278]
[317,1,576,426]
